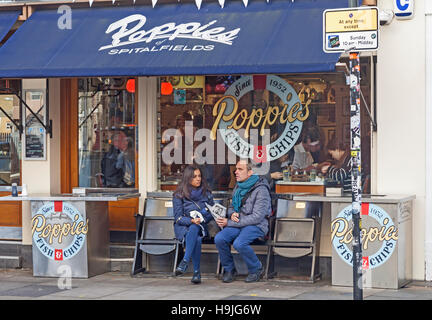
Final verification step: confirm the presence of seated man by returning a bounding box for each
[214,159,272,283]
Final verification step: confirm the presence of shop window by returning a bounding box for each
[78,77,136,188]
[0,80,21,186]
[157,69,371,193]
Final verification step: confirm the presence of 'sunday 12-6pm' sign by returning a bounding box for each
[210,75,309,163]
[323,6,379,53]
[32,201,89,261]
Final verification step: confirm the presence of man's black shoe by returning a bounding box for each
[191,271,201,284]
[175,260,188,276]
[222,269,237,283]
[245,268,263,283]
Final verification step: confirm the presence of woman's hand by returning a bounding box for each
[191,218,201,225]
[321,164,331,174]
[271,172,283,180]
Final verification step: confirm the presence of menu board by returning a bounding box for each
[25,125,45,160]
[23,88,46,161]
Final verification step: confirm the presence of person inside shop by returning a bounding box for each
[173,165,215,284]
[171,112,193,175]
[264,152,293,191]
[116,136,135,187]
[214,159,272,283]
[292,127,320,171]
[321,136,352,194]
[292,127,330,173]
[193,113,217,190]
[262,130,293,191]
[100,130,129,187]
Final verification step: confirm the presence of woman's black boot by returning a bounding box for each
[191,271,201,284]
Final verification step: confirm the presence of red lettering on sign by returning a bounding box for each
[253,145,267,163]
[362,256,369,270]
[54,201,63,213]
[253,75,267,90]
[361,202,369,216]
[55,249,63,261]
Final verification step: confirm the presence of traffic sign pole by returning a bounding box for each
[349,51,363,301]
[323,5,378,300]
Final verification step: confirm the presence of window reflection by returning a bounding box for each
[78,77,136,188]
[157,65,371,193]
[0,80,21,186]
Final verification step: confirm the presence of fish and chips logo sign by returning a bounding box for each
[32,201,88,261]
[210,75,309,162]
[99,14,240,54]
[331,203,398,270]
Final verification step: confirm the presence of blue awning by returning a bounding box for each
[0,0,347,78]
[0,11,19,44]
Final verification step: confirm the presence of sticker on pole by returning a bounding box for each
[323,7,379,53]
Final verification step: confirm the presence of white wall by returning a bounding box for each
[21,79,61,245]
[425,1,432,281]
[377,0,426,280]
[138,77,158,215]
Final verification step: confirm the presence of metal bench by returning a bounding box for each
[132,191,279,278]
[132,191,231,276]
[265,197,322,282]
[131,195,180,275]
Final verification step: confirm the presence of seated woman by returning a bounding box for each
[173,165,215,284]
[321,137,352,194]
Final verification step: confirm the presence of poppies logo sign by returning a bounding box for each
[331,203,398,270]
[32,201,88,261]
[210,75,310,162]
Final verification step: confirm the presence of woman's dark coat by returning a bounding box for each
[173,191,215,241]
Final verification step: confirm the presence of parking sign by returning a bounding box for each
[323,7,379,53]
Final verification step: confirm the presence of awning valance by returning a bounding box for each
[0,0,347,78]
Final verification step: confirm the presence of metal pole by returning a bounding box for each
[347,0,364,299]
[348,0,359,8]
[349,52,363,300]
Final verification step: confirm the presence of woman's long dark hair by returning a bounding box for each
[173,165,210,199]
[327,136,350,169]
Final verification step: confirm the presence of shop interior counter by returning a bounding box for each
[275,180,325,194]
[159,180,180,191]
[0,190,140,278]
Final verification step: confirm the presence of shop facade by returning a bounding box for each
[0,0,429,283]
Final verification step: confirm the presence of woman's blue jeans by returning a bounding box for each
[183,224,203,272]
[214,225,264,273]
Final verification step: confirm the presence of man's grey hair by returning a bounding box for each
[237,158,270,175]
[238,158,258,171]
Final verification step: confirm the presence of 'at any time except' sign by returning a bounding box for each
[323,6,379,53]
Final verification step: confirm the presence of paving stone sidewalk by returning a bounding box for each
[0,268,432,300]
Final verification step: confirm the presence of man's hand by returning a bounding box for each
[231,212,240,222]
[216,217,228,228]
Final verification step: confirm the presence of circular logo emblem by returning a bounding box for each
[331,203,398,270]
[32,201,88,261]
[211,75,308,162]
